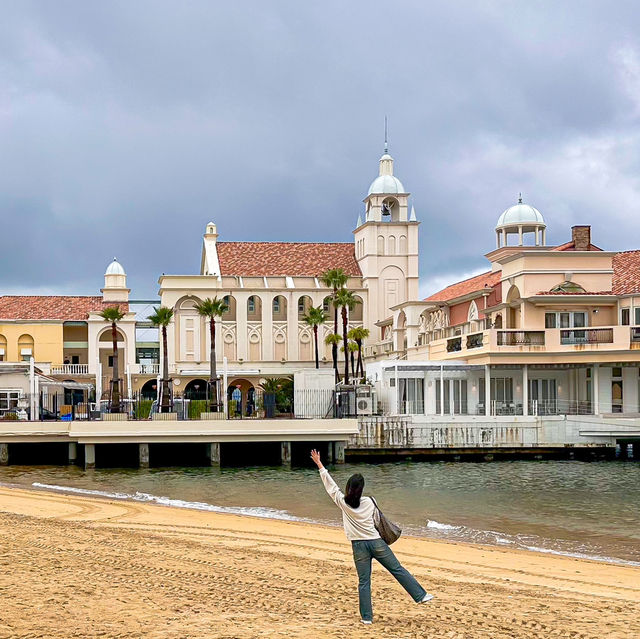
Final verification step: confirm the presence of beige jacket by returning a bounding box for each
[319,468,380,541]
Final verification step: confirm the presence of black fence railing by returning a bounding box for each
[0,388,359,421]
[497,331,545,346]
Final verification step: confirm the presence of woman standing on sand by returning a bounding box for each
[310,449,433,624]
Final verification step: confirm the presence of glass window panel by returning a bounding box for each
[545,313,556,329]
[635,308,640,325]
[621,308,630,325]
[560,313,570,328]
[612,367,622,378]
[573,312,586,328]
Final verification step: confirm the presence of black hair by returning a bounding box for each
[344,473,365,508]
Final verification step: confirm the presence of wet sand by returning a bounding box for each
[0,485,638,639]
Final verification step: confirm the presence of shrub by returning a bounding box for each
[134,400,153,420]
[188,400,208,420]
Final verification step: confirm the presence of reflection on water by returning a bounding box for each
[1,460,639,564]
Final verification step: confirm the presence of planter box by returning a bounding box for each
[200,412,226,420]
[102,413,128,422]
[152,413,178,421]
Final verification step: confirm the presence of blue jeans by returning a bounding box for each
[352,538,427,622]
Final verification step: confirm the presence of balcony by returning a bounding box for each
[446,336,462,353]
[466,332,484,349]
[631,327,640,344]
[560,328,613,345]
[50,364,90,375]
[497,330,545,346]
[139,363,160,375]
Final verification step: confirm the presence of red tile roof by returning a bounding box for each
[216,242,361,277]
[613,250,640,295]
[424,270,502,302]
[0,296,128,321]
[552,241,603,251]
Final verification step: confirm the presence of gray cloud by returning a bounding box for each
[1,1,640,298]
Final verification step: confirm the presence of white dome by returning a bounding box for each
[105,258,125,276]
[368,174,405,195]
[496,200,545,228]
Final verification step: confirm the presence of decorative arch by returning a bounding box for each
[0,334,7,361]
[222,295,237,321]
[98,327,126,343]
[388,235,396,255]
[297,295,313,319]
[247,322,262,361]
[140,379,158,401]
[184,378,208,401]
[493,314,503,328]
[379,264,406,319]
[298,325,313,361]
[468,300,479,322]
[247,294,262,320]
[272,295,287,321]
[506,285,521,304]
[377,235,385,255]
[399,234,407,254]
[382,197,400,221]
[17,333,34,361]
[350,295,364,322]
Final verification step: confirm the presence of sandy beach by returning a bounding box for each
[0,485,638,639]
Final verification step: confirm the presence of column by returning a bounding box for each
[334,441,346,464]
[236,292,249,361]
[261,294,273,360]
[68,442,77,465]
[0,443,8,466]
[522,364,529,416]
[542,228,546,245]
[287,293,299,362]
[208,442,221,467]
[280,441,292,468]
[593,364,599,415]
[326,442,334,464]
[439,365,445,416]
[484,364,491,416]
[518,225,523,245]
[139,443,150,468]
[85,444,96,470]
[502,229,507,247]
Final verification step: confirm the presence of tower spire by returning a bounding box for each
[384,115,388,153]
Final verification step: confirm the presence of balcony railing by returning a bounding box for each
[50,364,89,375]
[466,333,484,349]
[446,336,462,352]
[497,331,545,346]
[631,327,640,343]
[560,328,613,345]
[139,363,160,375]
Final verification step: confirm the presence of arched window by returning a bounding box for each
[273,295,287,320]
[247,295,262,320]
[0,334,6,361]
[468,300,479,322]
[17,334,35,361]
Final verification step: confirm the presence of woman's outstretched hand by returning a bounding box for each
[310,449,324,469]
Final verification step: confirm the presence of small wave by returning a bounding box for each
[426,519,461,531]
[31,482,306,522]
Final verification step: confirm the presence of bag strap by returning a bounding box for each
[370,496,381,512]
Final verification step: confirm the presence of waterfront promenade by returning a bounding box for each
[1,485,638,639]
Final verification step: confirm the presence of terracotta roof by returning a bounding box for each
[552,241,603,251]
[216,242,361,277]
[0,296,128,321]
[613,250,640,295]
[424,270,502,302]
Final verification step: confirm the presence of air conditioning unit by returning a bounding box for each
[356,397,373,415]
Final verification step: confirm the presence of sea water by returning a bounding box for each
[1,459,638,565]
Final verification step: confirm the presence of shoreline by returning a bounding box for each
[6,478,639,569]
[1,484,639,638]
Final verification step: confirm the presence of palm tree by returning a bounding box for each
[303,305,328,369]
[148,306,174,413]
[348,326,370,379]
[99,306,126,413]
[320,268,348,379]
[341,341,359,378]
[333,288,359,384]
[194,297,229,410]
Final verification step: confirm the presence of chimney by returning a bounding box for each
[571,225,591,251]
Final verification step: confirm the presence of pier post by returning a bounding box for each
[208,443,221,467]
[68,442,77,465]
[0,443,8,466]
[326,442,334,464]
[280,441,292,468]
[334,441,345,464]
[84,444,95,470]
[139,443,150,469]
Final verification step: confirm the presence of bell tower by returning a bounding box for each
[354,144,420,332]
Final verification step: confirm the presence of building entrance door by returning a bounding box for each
[529,379,557,415]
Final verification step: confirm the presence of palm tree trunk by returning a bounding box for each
[350,350,355,378]
[210,317,217,411]
[332,288,338,379]
[161,324,170,413]
[111,321,120,413]
[356,339,363,378]
[313,325,319,369]
[342,306,349,384]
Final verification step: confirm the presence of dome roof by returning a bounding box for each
[496,198,545,228]
[105,258,125,276]
[368,174,405,195]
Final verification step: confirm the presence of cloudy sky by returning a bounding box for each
[2,1,640,299]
